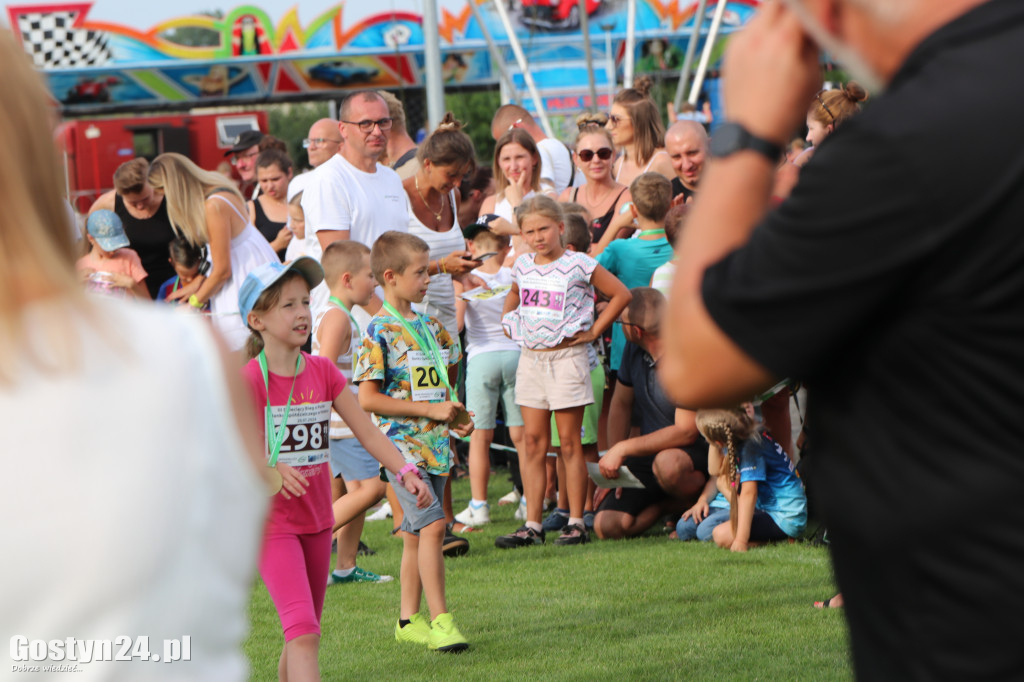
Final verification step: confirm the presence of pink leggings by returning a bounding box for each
[259,528,332,641]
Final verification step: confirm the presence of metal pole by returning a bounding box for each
[688,0,727,106]
[491,0,555,138]
[466,0,521,104]
[674,0,708,110]
[422,0,445,129]
[578,0,598,111]
[623,0,636,88]
[601,23,615,102]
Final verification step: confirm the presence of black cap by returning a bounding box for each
[464,213,500,241]
[224,129,264,157]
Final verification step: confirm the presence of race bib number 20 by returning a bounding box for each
[408,349,450,402]
[265,402,331,467]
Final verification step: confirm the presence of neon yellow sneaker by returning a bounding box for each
[395,612,430,645]
[428,613,469,653]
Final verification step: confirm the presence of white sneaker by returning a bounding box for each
[366,502,392,521]
[455,503,491,527]
[514,496,527,521]
[497,489,521,506]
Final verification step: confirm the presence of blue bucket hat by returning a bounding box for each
[86,210,130,251]
[238,257,324,324]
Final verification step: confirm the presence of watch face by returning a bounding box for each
[710,123,746,158]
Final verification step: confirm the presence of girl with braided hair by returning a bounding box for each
[675,406,806,552]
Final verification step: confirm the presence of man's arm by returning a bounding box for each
[317,229,350,250]
[660,3,820,408]
[89,190,116,214]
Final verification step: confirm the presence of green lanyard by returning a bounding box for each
[257,351,301,467]
[638,228,666,237]
[329,296,361,341]
[381,301,454,395]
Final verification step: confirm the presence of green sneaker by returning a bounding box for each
[395,613,431,645]
[328,566,394,585]
[428,613,469,653]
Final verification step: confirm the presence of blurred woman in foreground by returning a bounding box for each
[0,32,266,680]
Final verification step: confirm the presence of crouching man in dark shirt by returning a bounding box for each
[594,287,708,540]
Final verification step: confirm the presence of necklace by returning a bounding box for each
[585,181,616,208]
[414,174,446,226]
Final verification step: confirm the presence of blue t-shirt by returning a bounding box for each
[596,236,673,371]
[708,433,807,538]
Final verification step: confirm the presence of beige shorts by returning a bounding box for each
[515,345,594,411]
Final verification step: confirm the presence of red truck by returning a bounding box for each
[57,110,268,213]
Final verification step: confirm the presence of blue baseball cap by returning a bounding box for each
[86,210,130,251]
[238,257,324,323]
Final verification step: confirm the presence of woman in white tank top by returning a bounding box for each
[148,153,279,350]
[479,128,550,265]
[0,33,266,681]
[402,113,482,334]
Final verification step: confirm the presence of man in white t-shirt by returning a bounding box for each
[302,91,408,254]
[490,104,578,194]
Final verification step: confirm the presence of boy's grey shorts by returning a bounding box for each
[385,468,447,534]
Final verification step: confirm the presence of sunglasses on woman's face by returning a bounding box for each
[577,148,614,162]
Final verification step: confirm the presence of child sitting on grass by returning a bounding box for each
[354,231,474,652]
[675,406,806,551]
[77,210,149,299]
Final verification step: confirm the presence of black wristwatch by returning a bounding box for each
[710,122,784,161]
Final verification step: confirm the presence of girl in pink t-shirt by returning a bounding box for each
[239,258,429,681]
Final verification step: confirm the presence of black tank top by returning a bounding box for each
[574,187,628,244]
[252,197,287,260]
[114,193,177,299]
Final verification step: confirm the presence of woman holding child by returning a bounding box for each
[147,152,278,350]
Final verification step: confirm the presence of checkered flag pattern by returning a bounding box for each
[17,11,112,68]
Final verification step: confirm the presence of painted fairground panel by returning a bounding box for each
[3,0,758,113]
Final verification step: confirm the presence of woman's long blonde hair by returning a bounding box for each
[147,152,243,246]
[0,32,85,383]
[695,407,759,535]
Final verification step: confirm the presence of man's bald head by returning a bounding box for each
[306,118,342,167]
[665,121,709,191]
[491,104,542,141]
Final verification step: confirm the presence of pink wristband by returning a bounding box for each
[398,462,420,483]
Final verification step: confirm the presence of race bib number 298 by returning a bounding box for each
[265,402,331,467]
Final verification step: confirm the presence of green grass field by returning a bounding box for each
[244,474,851,681]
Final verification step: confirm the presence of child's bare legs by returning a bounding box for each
[468,428,493,501]
[333,478,385,569]
[399,519,448,619]
[583,443,599,512]
[544,456,557,506]
[553,407,587,520]
[443,472,454,524]
[520,406,552,524]
[386,484,404,533]
[278,634,320,682]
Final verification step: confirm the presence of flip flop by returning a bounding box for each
[814,597,841,609]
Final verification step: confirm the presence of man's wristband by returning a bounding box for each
[188,294,204,309]
[397,462,421,483]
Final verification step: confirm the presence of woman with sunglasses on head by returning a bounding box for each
[606,76,675,187]
[558,118,632,246]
